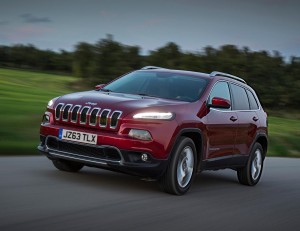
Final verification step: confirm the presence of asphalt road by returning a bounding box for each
[0,156,299,231]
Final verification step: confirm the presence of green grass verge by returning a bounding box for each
[0,68,78,154]
[0,68,299,157]
[268,116,300,157]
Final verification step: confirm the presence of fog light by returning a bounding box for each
[141,153,148,162]
[128,129,152,141]
[42,114,50,124]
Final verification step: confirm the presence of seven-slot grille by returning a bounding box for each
[55,103,122,129]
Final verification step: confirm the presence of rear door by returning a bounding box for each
[230,83,259,155]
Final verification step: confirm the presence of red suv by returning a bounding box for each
[38,66,268,195]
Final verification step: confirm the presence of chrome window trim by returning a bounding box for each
[62,104,73,122]
[55,103,64,121]
[229,82,261,111]
[109,111,122,129]
[207,80,261,113]
[89,107,101,126]
[71,105,82,123]
[210,107,261,113]
[79,106,91,125]
[245,89,260,110]
[99,109,111,128]
[210,71,246,84]
[207,80,232,111]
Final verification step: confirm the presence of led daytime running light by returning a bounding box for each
[133,112,174,120]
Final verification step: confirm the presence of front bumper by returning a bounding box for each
[38,135,168,178]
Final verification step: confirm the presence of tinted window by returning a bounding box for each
[102,71,208,102]
[208,81,231,110]
[230,84,250,110]
[246,90,259,110]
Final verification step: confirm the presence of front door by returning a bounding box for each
[206,81,237,159]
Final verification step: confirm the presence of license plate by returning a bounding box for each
[59,129,97,145]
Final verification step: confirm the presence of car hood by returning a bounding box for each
[55,90,187,116]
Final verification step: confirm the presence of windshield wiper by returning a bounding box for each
[137,93,157,98]
[100,88,112,92]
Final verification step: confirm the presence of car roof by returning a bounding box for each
[138,68,211,80]
[138,68,251,87]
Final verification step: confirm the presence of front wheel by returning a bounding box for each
[237,143,264,186]
[159,137,197,195]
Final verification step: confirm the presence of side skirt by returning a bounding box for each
[201,155,248,171]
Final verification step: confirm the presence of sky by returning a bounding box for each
[0,0,299,59]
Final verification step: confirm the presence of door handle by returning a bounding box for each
[253,116,259,122]
[230,116,237,122]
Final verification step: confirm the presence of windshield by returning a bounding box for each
[102,71,209,102]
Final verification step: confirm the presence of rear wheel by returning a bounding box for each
[237,143,264,186]
[52,159,84,172]
[159,137,197,195]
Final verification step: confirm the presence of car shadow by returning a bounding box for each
[40,165,239,195]
[41,166,161,194]
[195,170,238,185]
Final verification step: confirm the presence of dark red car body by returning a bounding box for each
[38,67,268,194]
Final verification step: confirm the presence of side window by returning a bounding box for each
[208,81,231,110]
[230,84,250,110]
[246,90,259,110]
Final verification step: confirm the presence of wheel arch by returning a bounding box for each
[171,128,204,171]
[255,134,268,158]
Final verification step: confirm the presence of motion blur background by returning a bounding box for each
[0,0,299,156]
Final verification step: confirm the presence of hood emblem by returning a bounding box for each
[85,102,98,106]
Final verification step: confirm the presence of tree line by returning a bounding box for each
[1,35,300,109]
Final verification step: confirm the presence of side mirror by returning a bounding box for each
[208,97,231,109]
[95,84,106,90]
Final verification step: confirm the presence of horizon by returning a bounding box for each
[1,0,299,60]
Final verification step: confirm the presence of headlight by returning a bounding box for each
[128,129,152,141]
[133,112,174,120]
[47,99,54,107]
[47,97,60,108]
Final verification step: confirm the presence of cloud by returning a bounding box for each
[0,20,9,25]
[4,25,54,43]
[20,13,52,23]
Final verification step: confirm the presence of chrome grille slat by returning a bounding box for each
[54,104,121,129]
[89,108,100,126]
[80,106,90,124]
[71,105,81,123]
[62,104,72,121]
[55,103,64,120]
[100,109,111,127]
[110,111,122,128]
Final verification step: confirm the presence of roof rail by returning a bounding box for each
[210,71,246,84]
[141,66,165,70]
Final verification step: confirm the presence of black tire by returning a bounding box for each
[237,143,264,186]
[52,159,84,172]
[159,137,197,195]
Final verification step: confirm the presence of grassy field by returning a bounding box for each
[0,68,78,154]
[268,116,300,157]
[0,68,299,157]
